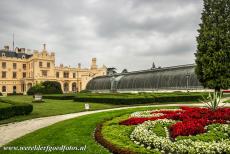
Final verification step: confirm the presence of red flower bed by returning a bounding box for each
[119,107,230,138]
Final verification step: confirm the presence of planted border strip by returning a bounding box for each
[95,123,137,154]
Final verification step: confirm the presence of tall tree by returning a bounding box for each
[195,0,230,91]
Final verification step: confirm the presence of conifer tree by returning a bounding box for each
[195,0,230,91]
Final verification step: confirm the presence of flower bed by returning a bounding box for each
[119,107,230,153]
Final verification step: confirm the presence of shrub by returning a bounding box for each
[42,81,63,94]
[7,93,23,96]
[0,99,33,120]
[27,81,63,95]
[73,94,206,105]
[43,95,75,100]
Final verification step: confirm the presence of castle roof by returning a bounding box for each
[0,50,32,59]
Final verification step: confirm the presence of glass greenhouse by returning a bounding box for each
[86,64,203,92]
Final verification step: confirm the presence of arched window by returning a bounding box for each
[72,82,77,92]
[2,86,6,92]
[64,82,69,92]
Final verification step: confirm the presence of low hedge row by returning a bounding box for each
[43,95,75,100]
[0,99,33,120]
[74,95,207,105]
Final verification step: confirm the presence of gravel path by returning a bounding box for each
[0,102,229,147]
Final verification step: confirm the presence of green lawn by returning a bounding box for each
[0,95,200,125]
[0,96,123,125]
[2,106,176,154]
[0,102,12,108]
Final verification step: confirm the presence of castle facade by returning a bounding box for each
[0,44,107,94]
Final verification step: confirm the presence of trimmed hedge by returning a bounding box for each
[74,94,207,105]
[0,99,33,120]
[43,95,75,100]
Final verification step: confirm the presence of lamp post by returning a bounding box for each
[186,72,190,91]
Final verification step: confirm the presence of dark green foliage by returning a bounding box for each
[7,93,23,96]
[27,81,63,95]
[42,81,63,94]
[74,93,207,105]
[195,0,230,91]
[0,99,33,120]
[27,83,45,95]
[43,95,75,100]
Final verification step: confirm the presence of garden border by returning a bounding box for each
[94,122,137,154]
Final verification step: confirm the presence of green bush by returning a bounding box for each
[73,93,207,105]
[0,99,33,120]
[42,81,63,94]
[43,95,75,100]
[27,81,63,95]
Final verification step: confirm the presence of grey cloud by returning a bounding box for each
[0,0,203,72]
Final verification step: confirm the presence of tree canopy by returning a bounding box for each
[195,0,230,91]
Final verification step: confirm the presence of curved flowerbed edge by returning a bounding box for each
[94,123,137,154]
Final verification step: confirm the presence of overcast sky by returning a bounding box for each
[0,0,203,72]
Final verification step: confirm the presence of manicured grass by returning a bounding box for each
[0,95,200,125]
[3,106,176,154]
[224,99,230,103]
[0,102,12,108]
[0,96,123,124]
[101,114,160,154]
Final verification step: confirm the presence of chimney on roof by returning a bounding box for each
[15,47,19,53]
[20,48,26,53]
[43,43,46,51]
[78,63,81,68]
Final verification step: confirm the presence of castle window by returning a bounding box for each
[47,62,50,68]
[13,72,17,79]
[13,63,17,69]
[2,86,6,92]
[73,73,76,78]
[23,72,26,78]
[23,64,26,70]
[64,72,69,78]
[2,62,6,69]
[2,71,6,78]
[22,55,25,59]
[42,70,48,77]
[2,53,5,57]
[56,72,59,78]
[39,62,43,67]
[13,86,16,93]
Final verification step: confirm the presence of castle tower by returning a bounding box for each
[91,58,97,69]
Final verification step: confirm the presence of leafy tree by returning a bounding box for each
[27,83,45,95]
[27,81,63,95]
[195,0,230,91]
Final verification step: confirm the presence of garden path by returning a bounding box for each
[0,102,229,147]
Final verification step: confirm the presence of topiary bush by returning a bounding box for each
[27,81,63,95]
[0,99,33,120]
[74,94,207,105]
